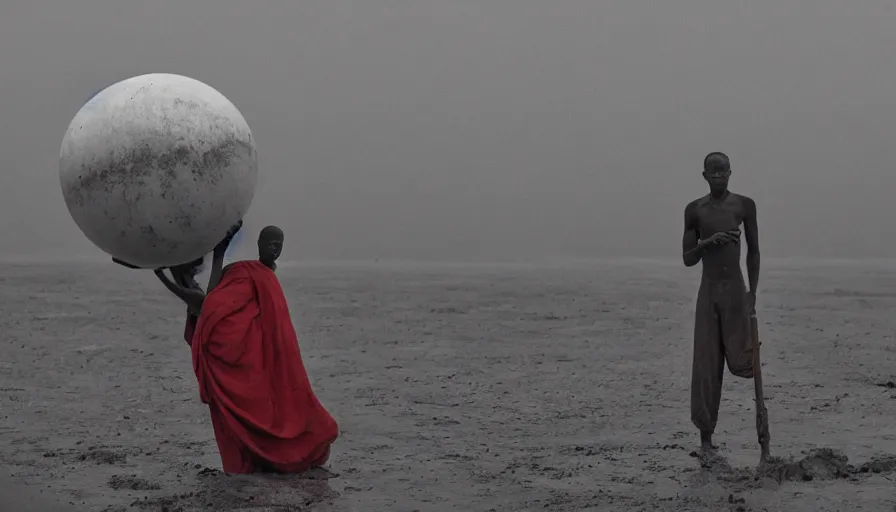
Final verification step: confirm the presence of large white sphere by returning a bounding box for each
[59,73,257,268]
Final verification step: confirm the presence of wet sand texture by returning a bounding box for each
[1,259,895,511]
[0,474,80,511]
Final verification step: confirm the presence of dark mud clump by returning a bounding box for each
[757,448,850,482]
[130,493,192,511]
[855,454,896,474]
[196,466,223,477]
[108,474,161,491]
[78,448,127,465]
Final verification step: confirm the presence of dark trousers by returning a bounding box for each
[691,278,754,434]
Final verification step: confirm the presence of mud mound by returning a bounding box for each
[757,448,850,482]
[108,474,161,491]
[196,467,223,477]
[855,455,896,474]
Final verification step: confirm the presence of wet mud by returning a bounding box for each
[1,260,896,511]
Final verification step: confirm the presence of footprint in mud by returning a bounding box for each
[108,474,161,491]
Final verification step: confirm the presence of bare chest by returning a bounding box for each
[696,197,744,237]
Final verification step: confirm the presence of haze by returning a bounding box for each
[3,0,895,262]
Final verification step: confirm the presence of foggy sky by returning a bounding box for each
[3,0,896,262]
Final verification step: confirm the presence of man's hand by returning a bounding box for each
[703,229,740,247]
[155,268,206,314]
[214,220,243,255]
[181,287,207,315]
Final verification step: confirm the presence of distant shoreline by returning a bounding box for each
[2,256,896,269]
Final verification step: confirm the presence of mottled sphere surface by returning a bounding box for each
[60,73,257,268]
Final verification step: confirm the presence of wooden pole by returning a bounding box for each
[751,314,771,463]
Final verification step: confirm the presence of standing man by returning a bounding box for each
[681,152,760,453]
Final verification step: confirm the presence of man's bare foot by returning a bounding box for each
[700,431,718,453]
[757,447,773,468]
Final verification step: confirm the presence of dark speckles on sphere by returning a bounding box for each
[190,139,242,183]
[76,137,247,194]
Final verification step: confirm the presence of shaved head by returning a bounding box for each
[703,152,730,172]
[258,225,284,242]
[702,151,732,194]
[257,225,284,269]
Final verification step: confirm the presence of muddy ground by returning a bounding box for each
[0,259,895,511]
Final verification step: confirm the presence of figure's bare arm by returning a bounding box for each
[206,250,227,293]
[170,266,191,289]
[155,269,206,314]
[682,202,706,267]
[743,196,760,294]
[206,220,243,293]
[155,269,188,300]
